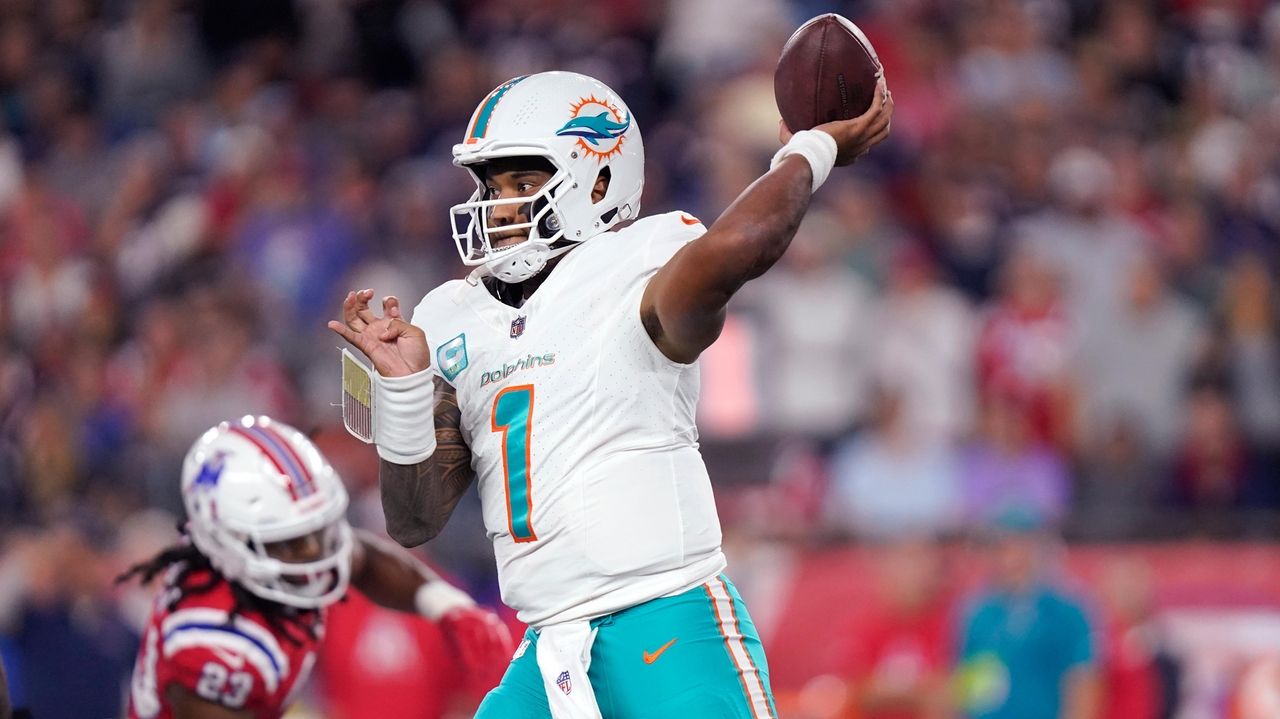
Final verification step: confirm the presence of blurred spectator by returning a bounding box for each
[1173,386,1250,513]
[64,343,134,489]
[20,395,82,516]
[1073,416,1161,540]
[836,540,953,719]
[99,0,209,131]
[953,0,1075,111]
[960,391,1071,530]
[1096,557,1176,719]
[925,168,1007,301]
[975,248,1076,449]
[1219,253,1280,501]
[824,387,962,540]
[0,519,137,719]
[2,175,92,353]
[746,210,877,440]
[232,155,364,334]
[822,173,909,289]
[1094,1,1184,113]
[870,244,977,443]
[956,515,1100,719]
[1160,199,1220,311]
[1016,147,1148,330]
[655,0,789,89]
[102,136,210,298]
[1076,251,1207,460]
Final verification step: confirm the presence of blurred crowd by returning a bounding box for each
[0,0,1278,716]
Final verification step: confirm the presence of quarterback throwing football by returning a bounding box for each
[121,416,512,719]
[331,71,892,718]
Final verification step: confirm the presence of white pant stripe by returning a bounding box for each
[707,577,774,719]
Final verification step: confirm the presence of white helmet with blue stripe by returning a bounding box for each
[450,71,645,283]
[181,415,353,609]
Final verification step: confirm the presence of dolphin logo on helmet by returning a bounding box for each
[555,111,631,145]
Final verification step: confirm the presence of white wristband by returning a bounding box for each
[374,367,437,464]
[415,581,475,621]
[770,129,839,194]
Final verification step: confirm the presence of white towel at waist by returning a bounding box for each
[535,619,602,719]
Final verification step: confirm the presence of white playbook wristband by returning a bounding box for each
[415,580,475,621]
[373,366,437,464]
[770,129,839,194]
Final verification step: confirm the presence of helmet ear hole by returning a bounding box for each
[592,166,612,204]
[532,195,561,239]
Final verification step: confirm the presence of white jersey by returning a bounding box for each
[410,211,726,627]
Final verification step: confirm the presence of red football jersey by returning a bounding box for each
[126,570,325,719]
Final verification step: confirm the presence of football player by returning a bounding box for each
[120,415,512,719]
[330,71,891,718]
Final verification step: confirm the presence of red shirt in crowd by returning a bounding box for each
[1101,620,1163,719]
[976,303,1073,446]
[839,598,953,719]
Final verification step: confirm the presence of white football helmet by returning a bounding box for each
[181,415,353,609]
[450,71,645,283]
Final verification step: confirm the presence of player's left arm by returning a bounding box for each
[349,527,448,612]
[640,82,892,363]
[379,375,476,547]
[349,529,513,678]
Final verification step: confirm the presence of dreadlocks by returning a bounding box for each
[116,532,320,647]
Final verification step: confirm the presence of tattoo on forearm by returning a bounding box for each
[380,376,475,546]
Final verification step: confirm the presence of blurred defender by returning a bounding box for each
[331,71,892,718]
[120,416,511,719]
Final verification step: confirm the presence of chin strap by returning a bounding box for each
[474,242,579,285]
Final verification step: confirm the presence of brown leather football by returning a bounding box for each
[775,14,883,133]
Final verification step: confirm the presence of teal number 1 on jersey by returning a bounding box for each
[492,385,538,542]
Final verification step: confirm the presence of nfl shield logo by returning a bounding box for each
[556,670,572,695]
[510,315,526,338]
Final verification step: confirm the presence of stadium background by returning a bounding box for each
[0,0,1278,717]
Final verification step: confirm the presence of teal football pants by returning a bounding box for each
[476,574,778,719]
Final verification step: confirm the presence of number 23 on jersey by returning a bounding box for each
[492,385,538,542]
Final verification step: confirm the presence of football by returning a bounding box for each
[774,13,884,133]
